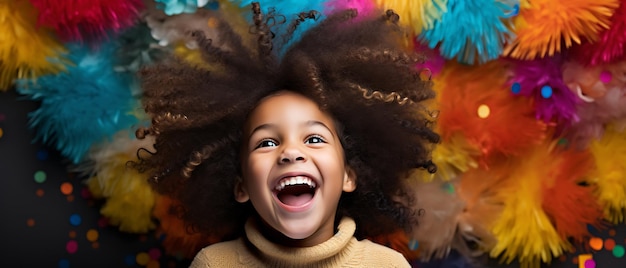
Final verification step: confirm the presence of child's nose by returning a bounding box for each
[279,146,306,164]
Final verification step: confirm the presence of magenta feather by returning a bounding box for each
[510,56,580,130]
[324,0,377,17]
[571,2,626,66]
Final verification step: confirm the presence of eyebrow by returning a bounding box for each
[248,120,334,139]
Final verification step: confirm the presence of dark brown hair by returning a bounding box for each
[134,3,439,244]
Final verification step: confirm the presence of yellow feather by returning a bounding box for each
[374,0,447,34]
[422,133,479,182]
[489,145,571,268]
[590,125,626,224]
[504,0,620,59]
[85,131,157,233]
[0,0,67,90]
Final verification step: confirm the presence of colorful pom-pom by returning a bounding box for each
[419,0,517,64]
[590,125,626,224]
[155,0,210,15]
[374,0,447,34]
[29,0,144,43]
[0,0,67,90]
[571,1,626,65]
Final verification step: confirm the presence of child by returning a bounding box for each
[135,3,439,267]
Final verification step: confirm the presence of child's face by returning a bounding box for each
[236,91,356,247]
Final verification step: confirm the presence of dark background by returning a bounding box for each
[1,89,625,268]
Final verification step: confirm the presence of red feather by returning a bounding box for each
[571,1,626,65]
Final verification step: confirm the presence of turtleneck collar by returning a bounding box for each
[242,217,361,266]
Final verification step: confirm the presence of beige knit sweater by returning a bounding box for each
[190,217,411,267]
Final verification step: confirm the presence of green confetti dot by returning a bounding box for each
[442,182,455,194]
[34,171,47,183]
[613,245,625,258]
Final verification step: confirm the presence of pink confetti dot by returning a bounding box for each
[599,71,612,83]
[584,259,596,268]
[66,240,78,254]
[148,248,162,260]
[0,113,5,121]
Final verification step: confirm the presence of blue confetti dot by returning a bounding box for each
[408,239,419,251]
[37,149,49,161]
[58,259,70,268]
[124,255,136,266]
[540,85,553,98]
[69,214,81,226]
[511,82,521,94]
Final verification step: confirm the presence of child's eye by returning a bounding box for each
[305,135,326,144]
[255,139,278,149]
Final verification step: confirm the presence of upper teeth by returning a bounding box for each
[275,176,317,191]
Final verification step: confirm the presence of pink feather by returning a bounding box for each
[324,0,377,17]
[571,2,626,66]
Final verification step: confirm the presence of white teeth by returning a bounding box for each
[274,176,317,191]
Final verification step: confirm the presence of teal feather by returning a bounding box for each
[16,42,140,164]
[419,0,518,64]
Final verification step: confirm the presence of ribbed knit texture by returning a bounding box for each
[190,217,411,267]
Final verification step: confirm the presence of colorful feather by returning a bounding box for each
[422,133,479,182]
[112,22,169,73]
[84,131,157,233]
[541,148,603,242]
[145,5,228,48]
[155,0,211,15]
[504,0,620,60]
[0,0,67,91]
[510,56,580,129]
[373,0,447,34]
[436,61,546,164]
[489,145,573,267]
[415,41,446,78]
[29,0,144,43]
[325,0,377,18]
[419,0,517,64]
[16,42,140,164]
[571,1,626,66]
[589,125,626,223]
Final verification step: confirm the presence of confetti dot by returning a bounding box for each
[0,128,3,139]
[605,238,616,250]
[34,171,47,183]
[477,104,490,118]
[511,82,521,94]
[577,254,591,267]
[207,17,218,28]
[60,182,73,195]
[589,237,603,251]
[58,259,70,268]
[92,242,99,249]
[408,239,419,251]
[36,149,49,161]
[599,71,612,83]
[148,248,162,260]
[67,195,75,202]
[69,214,82,226]
[66,240,78,254]
[69,231,76,238]
[147,260,160,268]
[124,255,136,266]
[36,189,44,197]
[26,218,35,227]
[584,259,596,268]
[136,252,150,266]
[442,182,455,194]
[541,85,553,98]
[609,229,616,236]
[614,245,625,258]
[86,229,99,242]
[0,113,5,121]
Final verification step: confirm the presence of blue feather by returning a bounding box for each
[419,0,519,64]
[230,0,330,57]
[16,42,140,164]
[155,0,212,15]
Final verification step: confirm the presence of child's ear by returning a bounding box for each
[342,167,357,192]
[234,179,250,203]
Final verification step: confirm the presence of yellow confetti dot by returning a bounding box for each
[589,237,603,251]
[0,128,3,138]
[477,104,490,118]
[578,254,592,268]
[136,252,150,266]
[60,182,73,195]
[147,260,160,268]
[86,229,99,242]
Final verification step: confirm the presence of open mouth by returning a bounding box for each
[274,176,317,207]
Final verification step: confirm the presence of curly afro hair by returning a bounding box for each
[135,3,439,243]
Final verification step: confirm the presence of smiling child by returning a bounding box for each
[135,2,439,267]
